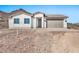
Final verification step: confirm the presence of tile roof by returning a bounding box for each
[9,9,32,15]
[46,14,68,19]
[0,9,69,19]
[46,14,68,17]
[33,11,45,14]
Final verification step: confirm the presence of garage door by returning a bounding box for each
[47,20,63,28]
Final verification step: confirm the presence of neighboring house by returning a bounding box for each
[0,9,68,29]
[0,11,9,29]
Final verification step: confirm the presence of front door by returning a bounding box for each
[37,18,42,28]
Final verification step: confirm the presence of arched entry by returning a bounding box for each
[36,17,42,28]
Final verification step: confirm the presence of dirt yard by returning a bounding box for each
[0,28,79,53]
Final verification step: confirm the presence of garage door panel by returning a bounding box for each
[47,20,63,28]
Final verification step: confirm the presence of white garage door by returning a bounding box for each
[47,20,63,28]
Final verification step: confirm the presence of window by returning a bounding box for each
[65,20,67,22]
[14,18,19,24]
[24,18,30,24]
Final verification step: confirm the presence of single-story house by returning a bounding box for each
[0,9,68,29]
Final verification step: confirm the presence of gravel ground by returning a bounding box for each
[0,29,79,53]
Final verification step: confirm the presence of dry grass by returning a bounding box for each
[0,29,79,53]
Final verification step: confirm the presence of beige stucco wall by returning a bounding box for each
[47,20,64,28]
[9,13,67,29]
[9,14,32,29]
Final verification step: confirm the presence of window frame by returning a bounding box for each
[14,18,19,24]
[24,18,30,24]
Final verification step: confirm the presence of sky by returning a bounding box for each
[0,5,79,23]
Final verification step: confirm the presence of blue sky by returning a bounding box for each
[0,5,79,23]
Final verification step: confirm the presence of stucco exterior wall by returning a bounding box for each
[47,20,64,28]
[9,14,32,29]
[9,13,67,29]
[34,14,44,17]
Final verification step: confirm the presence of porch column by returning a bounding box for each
[63,19,67,28]
[41,17,43,28]
[33,17,37,28]
[42,17,45,28]
[42,17,47,28]
[44,17,47,28]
